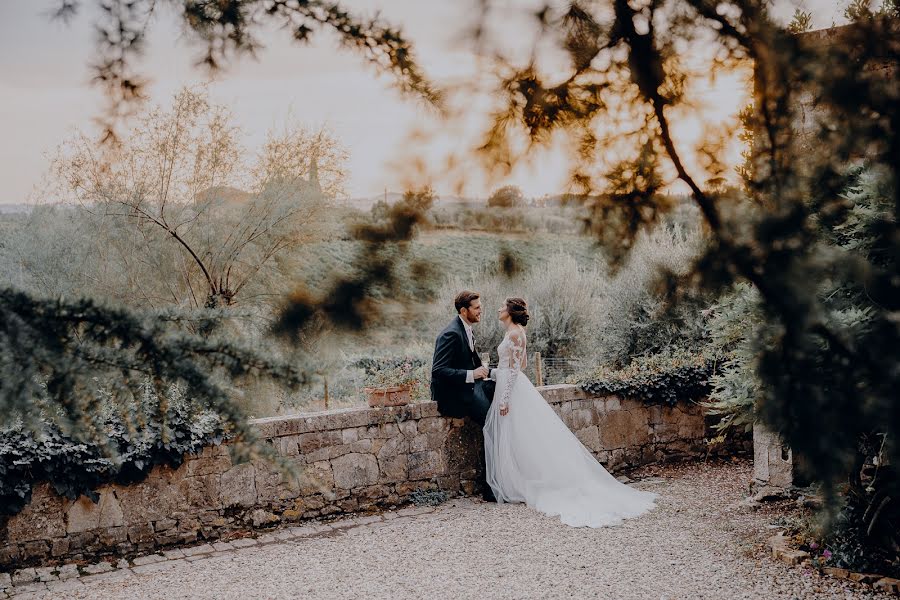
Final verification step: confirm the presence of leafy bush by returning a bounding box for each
[578,350,716,406]
[592,216,713,368]
[701,283,766,437]
[487,185,525,208]
[0,381,225,517]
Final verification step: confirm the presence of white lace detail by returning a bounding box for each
[498,328,526,408]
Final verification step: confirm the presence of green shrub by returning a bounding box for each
[593,217,713,368]
[577,350,715,406]
[700,283,766,437]
[0,381,225,517]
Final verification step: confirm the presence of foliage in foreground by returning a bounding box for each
[0,287,305,473]
[0,382,225,516]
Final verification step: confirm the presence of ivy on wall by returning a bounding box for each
[578,354,716,406]
[0,395,225,517]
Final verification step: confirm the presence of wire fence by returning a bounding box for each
[535,355,585,386]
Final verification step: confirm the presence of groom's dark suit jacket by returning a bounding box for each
[430,317,495,421]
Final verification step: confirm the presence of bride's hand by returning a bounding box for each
[499,403,509,416]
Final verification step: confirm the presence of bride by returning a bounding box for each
[483,297,658,528]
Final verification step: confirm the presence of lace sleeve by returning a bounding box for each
[499,329,526,410]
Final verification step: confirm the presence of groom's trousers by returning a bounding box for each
[467,380,496,501]
[467,379,494,426]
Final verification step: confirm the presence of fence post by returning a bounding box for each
[324,376,329,410]
[535,352,543,387]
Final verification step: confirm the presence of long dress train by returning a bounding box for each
[483,327,657,528]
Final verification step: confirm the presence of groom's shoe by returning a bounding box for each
[480,486,497,503]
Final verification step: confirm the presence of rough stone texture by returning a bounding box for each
[1,385,745,571]
[753,422,794,489]
[66,491,125,534]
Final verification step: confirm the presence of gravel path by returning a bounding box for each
[18,460,892,600]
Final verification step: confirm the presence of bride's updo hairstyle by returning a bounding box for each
[505,297,530,326]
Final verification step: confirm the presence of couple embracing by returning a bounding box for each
[430,290,657,528]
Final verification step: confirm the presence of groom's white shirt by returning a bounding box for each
[459,315,476,384]
[459,315,494,383]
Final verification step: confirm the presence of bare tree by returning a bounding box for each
[51,87,344,308]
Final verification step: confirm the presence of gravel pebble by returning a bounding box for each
[34,460,893,600]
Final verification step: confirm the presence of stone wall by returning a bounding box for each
[1,385,733,570]
[752,422,794,491]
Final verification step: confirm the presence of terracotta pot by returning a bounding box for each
[364,385,412,408]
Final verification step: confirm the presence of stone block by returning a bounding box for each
[376,435,409,459]
[411,432,445,453]
[178,473,221,509]
[303,444,351,463]
[132,553,166,566]
[12,568,37,585]
[774,548,809,565]
[0,544,20,566]
[378,454,409,483]
[50,537,70,557]
[408,451,443,480]
[570,408,596,430]
[296,460,334,495]
[438,474,461,492]
[874,578,900,594]
[219,462,257,508]
[574,426,602,453]
[416,418,448,434]
[360,423,401,439]
[57,564,79,580]
[98,526,128,547]
[822,567,849,579]
[115,469,188,523]
[250,509,279,527]
[254,463,297,502]
[65,490,124,533]
[349,438,375,453]
[753,422,794,489]
[298,430,343,454]
[342,428,360,444]
[396,481,437,496]
[599,409,650,449]
[443,423,481,475]
[34,566,57,582]
[6,484,66,542]
[67,530,96,551]
[21,540,50,561]
[331,453,379,489]
[82,561,114,575]
[356,485,391,501]
[538,384,588,404]
[127,523,155,544]
[180,544,215,557]
[182,452,232,478]
[153,518,177,533]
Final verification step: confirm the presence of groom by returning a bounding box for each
[431,290,497,501]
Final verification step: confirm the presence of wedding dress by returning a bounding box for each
[483,327,657,527]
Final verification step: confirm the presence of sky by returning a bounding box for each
[0,0,853,204]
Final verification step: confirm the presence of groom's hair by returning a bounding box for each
[454,290,480,313]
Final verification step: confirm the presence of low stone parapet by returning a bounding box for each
[0,385,736,570]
